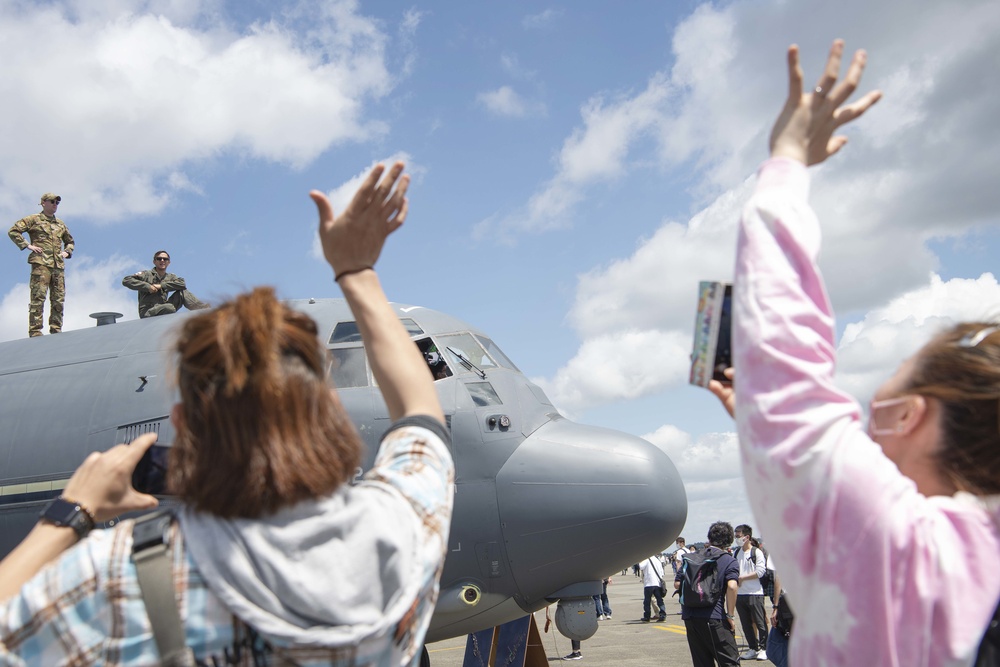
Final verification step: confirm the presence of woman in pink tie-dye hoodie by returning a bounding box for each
[729,40,1000,666]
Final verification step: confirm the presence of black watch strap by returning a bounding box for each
[40,497,95,538]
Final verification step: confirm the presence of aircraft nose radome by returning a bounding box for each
[495,418,687,607]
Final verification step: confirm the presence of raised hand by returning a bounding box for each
[311,162,410,281]
[769,40,882,166]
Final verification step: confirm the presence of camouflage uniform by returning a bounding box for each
[8,209,74,337]
[122,269,208,318]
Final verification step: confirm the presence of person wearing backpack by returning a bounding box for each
[674,521,740,667]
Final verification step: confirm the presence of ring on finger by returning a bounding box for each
[814,86,826,97]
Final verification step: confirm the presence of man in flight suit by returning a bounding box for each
[122,250,209,318]
[8,193,75,337]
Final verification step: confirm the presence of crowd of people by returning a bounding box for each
[1,37,999,667]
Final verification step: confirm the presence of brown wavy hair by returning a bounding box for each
[167,287,362,518]
[904,321,1000,495]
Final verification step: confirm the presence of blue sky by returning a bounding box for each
[2,0,999,540]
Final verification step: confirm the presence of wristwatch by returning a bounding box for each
[40,497,95,539]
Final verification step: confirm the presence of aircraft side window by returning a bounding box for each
[328,347,369,388]
[465,381,502,407]
[474,334,519,372]
[438,333,498,373]
[330,318,423,345]
[329,322,362,344]
[416,337,452,381]
[400,318,425,336]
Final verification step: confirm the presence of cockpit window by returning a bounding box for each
[465,381,502,407]
[329,322,361,344]
[330,318,423,345]
[328,348,369,388]
[438,334,498,375]
[474,335,519,372]
[400,318,424,336]
[416,337,453,381]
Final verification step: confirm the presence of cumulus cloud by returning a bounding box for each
[476,86,544,118]
[643,425,755,539]
[0,254,140,342]
[478,0,1000,270]
[522,9,562,30]
[535,329,691,414]
[0,1,395,224]
[836,273,1000,402]
[524,0,1000,416]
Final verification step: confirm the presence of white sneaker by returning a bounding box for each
[756,649,768,661]
[597,615,605,620]
[740,649,758,660]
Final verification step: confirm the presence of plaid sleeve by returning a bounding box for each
[0,528,128,665]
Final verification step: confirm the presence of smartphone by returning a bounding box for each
[689,281,733,387]
[132,444,171,496]
[713,284,732,384]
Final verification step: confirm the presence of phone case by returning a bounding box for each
[689,280,731,388]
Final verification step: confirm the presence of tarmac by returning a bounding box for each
[425,571,773,666]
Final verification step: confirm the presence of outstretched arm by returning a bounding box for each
[312,162,443,424]
[0,434,159,602]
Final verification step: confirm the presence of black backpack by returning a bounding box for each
[678,547,725,608]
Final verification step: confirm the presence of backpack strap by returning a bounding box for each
[132,509,196,667]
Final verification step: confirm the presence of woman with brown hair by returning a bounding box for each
[0,162,455,666]
[722,39,1000,666]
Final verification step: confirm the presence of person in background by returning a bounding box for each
[8,193,74,337]
[122,250,209,317]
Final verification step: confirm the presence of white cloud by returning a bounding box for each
[0,254,141,342]
[476,86,544,119]
[522,9,562,30]
[642,425,756,540]
[835,273,1000,402]
[522,0,1000,416]
[535,329,691,414]
[0,1,394,224]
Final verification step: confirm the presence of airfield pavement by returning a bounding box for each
[426,571,774,666]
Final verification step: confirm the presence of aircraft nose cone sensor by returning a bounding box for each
[495,418,686,606]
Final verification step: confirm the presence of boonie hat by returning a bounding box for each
[40,193,61,203]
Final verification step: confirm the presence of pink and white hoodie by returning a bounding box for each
[733,157,1000,667]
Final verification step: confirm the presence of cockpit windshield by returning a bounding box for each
[474,334,519,371]
[438,333,498,376]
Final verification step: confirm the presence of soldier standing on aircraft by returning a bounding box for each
[8,193,75,337]
[122,250,209,317]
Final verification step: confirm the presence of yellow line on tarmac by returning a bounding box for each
[428,645,465,654]
[654,624,688,636]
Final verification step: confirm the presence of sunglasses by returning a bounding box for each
[155,257,170,262]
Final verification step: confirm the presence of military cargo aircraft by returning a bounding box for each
[0,300,686,657]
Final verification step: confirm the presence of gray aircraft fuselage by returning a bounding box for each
[0,300,687,643]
